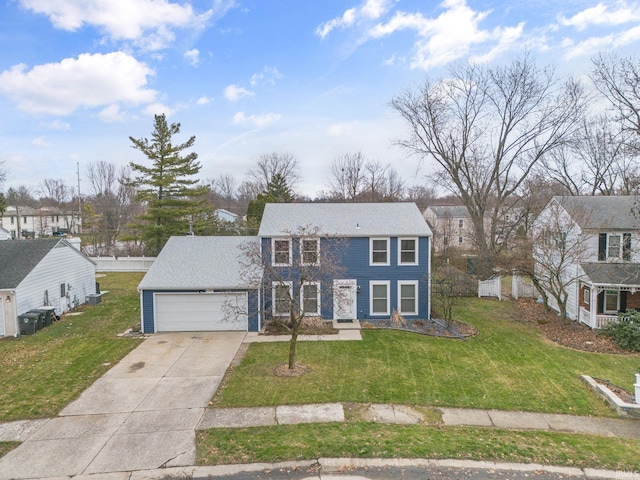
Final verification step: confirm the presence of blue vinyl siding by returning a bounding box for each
[141,289,260,333]
[261,235,430,321]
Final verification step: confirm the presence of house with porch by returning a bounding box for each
[534,196,640,329]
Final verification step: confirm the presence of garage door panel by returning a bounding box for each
[155,293,247,331]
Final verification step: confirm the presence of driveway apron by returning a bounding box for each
[0,331,246,479]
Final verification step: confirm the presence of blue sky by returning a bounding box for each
[1,0,640,197]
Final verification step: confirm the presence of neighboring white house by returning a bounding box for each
[214,208,240,223]
[533,195,640,328]
[0,226,10,241]
[423,205,474,252]
[0,206,79,239]
[0,239,96,337]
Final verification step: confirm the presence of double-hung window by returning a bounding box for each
[370,238,390,265]
[301,282,321,315]
[301,238,319,265]
[398,238,418,265]
[273,282,292,316]
[398,281,418,315]
[608,234,621,259]
[370,281,390,315]
[603,289,619,314]
[272,238,291,266]
[599,233,632,261]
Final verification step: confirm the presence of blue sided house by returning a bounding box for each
[138,202,432,333]
[258,202,432,323]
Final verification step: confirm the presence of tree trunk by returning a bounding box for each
[288,332,297,369]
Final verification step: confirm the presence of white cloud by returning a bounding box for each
[19,0,213,50]
[565,24,640,58]
[558,2,640,31]
[328,122,358,136]
[368,0,525,69]
[232,111,281,127]
[98,104,127,122]
[184,48,200,66]
[196,96,212,105]
[316,0,392,38]
[0,52,156,116]
[142,102,175,117]
[224,84,255,101]
[32,136,52,147]
[249,66,282,86]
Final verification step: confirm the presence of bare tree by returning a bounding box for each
[213,174,237,211]
[391,55,585,276]
[591,53,640,141]
[39,178,78,232]
[531,200,590,322]
[246,152,299,196]
[403,184,437,210]
[6,185,39,207]
[326,152,366,201]
[382,167,405,200]
[238,226,346,369]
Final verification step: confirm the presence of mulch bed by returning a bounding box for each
[593,377,636,404]
[363,318,478,339]
[513,298,633,354]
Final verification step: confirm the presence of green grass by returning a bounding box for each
[0,442,19,458]
[197,423,640,472]
[0,273,144,421]
[213,298,639,416]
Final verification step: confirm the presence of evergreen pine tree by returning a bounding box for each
[127,114,210,255]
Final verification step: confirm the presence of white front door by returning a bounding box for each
[333,279,358,320]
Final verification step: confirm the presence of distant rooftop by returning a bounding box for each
[553,196,639,230]
[425,205,471,219]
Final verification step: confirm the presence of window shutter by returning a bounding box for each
[597,291,604,314]
[620,291,628,313]
[623,233,632,261]
[598,233,607,261]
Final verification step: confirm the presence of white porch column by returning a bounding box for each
[589,286,598,328]
[635,374,640,405]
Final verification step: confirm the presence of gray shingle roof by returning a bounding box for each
[258,202,432,237]
[426,205,471,219]
[0,239,63,289]
[138,236,261,290]
[581,262,640,286]
[553,196,639,230]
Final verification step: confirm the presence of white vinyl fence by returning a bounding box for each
[511,274,535,300]
[93,256,156,272]
[478,276,501,301]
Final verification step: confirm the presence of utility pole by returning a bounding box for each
[76,162,82,235]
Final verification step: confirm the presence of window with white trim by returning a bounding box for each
[398,238,418,265]
[301,238,319,265]
[398,281,418,315]
[301,282,321,315]
[272,238,291,266]
[604,290,619,314]
[272,282,292,316]
[608,234,621,259]
[458,219,464,228]
[370,281,390,315]
[370,238,390,265]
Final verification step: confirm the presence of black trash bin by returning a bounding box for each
[18,312,41,335]
[32,307,56,327]
[28,310,47,330]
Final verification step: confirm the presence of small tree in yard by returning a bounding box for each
[239,226,346,370]
[431,266,476,327]
[531,200,590,323]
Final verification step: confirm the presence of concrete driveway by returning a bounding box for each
[0,331,246,479]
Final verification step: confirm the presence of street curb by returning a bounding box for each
[122,458,638,480]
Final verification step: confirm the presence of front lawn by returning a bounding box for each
[0,272,144,421]
[197,423,640,472]
[213,298,639,416]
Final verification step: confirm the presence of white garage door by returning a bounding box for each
[155,292,248,332]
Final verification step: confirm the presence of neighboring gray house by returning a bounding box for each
[0,239,97,337]
[423,205,474,252]
[138,236,261,333]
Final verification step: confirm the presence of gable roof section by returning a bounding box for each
[553,196,639,230]
[0,239,62,289]
[138,236,261,290]
[426,205,471,219]
[258,202,432,237]
[581,262,640,287]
